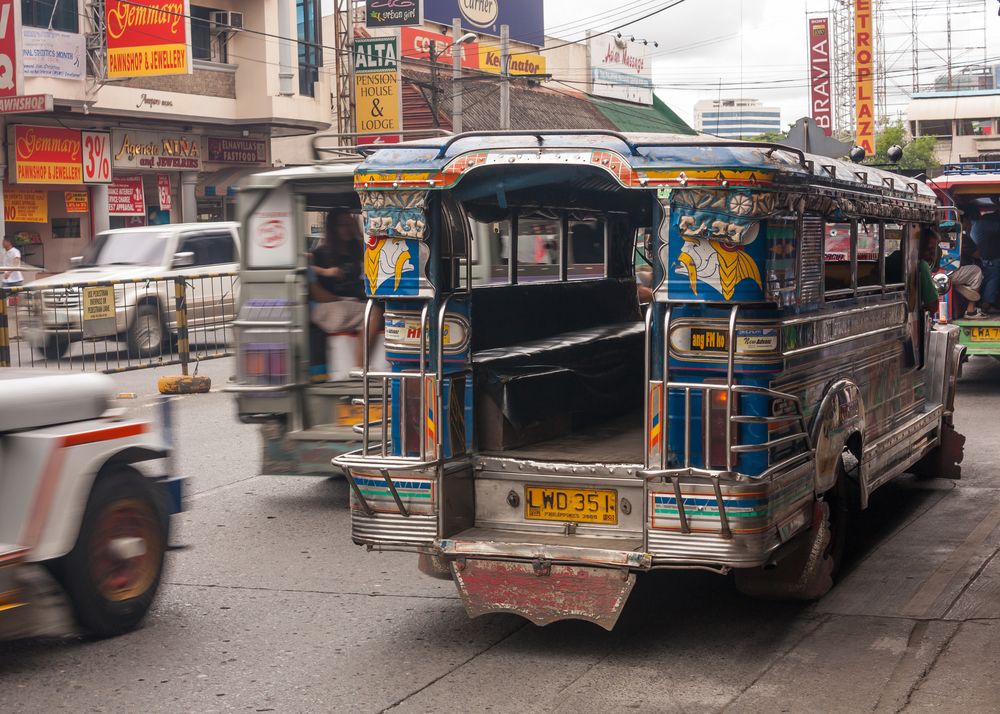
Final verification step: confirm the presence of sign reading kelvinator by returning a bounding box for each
[105,0,192,79]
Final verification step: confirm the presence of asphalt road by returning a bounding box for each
[2,356,999,713]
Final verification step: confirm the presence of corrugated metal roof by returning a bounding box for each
[590,95,696,135]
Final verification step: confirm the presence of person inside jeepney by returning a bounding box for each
[309,210,383,367]
[952,215,985,318]
[968,204,1000,313]
[918,227,942,313]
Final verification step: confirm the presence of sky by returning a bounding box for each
[324,0,1000,130]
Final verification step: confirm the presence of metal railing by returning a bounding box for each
[0,272,238,374]
[642,303,814,539]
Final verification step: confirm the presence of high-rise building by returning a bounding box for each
[694,99,782,138]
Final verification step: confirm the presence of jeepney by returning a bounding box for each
[0,371,182,639]
[332,131,963,629]
[929,162,1000,355]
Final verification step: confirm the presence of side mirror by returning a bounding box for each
[69,255,83,266]
[172,251,195,268]
[932,272,951,296]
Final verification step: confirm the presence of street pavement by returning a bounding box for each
[1,356,999,712]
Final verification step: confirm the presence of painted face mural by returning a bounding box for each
[674,221,763,300]
[365,236,414,294]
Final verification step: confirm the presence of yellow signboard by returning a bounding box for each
[479,44,546,76]
[854,0,875,156]
[354,37,402,135]
[65,191,90,213]
[3,188,48,223]
[83,286,115,321]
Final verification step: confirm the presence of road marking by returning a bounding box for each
[902,502,1000,619]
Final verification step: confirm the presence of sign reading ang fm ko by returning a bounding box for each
[808,18,832,137]
[854,0,875,156]
[105,0,192,79]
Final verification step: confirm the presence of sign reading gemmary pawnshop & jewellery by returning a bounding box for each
[112,129,202,171]
[354,37,401,136]
[105,0,192,79]
[10,124,83,184]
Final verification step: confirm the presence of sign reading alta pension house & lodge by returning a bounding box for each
[111,129,203,171]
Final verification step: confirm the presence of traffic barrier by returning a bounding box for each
[0,272,239,375]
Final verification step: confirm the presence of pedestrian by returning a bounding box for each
[968,205,1000,312]
[2,236,24,287]
[953,231,985,318]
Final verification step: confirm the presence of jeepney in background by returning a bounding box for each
[929,162,1000,355]
[0,371,182,639]
[331,131,963,630]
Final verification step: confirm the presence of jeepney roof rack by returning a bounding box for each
[311,129,454,162]
[941,161,1000,175]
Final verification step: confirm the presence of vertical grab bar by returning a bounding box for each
[361,299,375,456]
[661,304,672,471]
[418,303,430,461]
[725,305,738,472]
[643,304,653,469]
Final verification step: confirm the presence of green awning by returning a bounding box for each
[590,94,696,135]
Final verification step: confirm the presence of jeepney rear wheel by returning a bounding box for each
[48,466,169,638]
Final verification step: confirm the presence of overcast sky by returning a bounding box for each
[326,0,1000,129]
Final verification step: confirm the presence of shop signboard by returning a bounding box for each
[82,130,113,184]
[479,42,545,76]
[423,0,544,47]
[808,18,832,136]
[400,27,478,69]
[0,0,19,98]
[105,0,192,79]
[588,34,652,105]
[157,174,172,210]
[0,94,53,113]
[357,135,401,145]
[10,125,83,184]
[64,191,89,213]
[365,0,422,28]
[108,175,146,216]
[112,128,202,171]
[354,37,402,136]
[22,28,86,80]
[3,187,48,223]
[206,137,267,164]
[854,0,875,156]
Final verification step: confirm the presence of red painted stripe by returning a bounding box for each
[61,422,148,448]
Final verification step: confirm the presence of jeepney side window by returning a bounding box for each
[824,220,855,298]
[469,217,512,286]
[567,218,606,280]
[517,215,561,284]
[857,220,882,291]
[884,223,905,289]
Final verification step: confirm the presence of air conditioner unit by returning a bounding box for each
[210,11,244,32]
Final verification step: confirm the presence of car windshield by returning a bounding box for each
[81,232,170,267]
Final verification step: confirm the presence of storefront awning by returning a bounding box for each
[196,166,266,199]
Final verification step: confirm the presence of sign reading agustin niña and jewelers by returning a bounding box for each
[105,0,192,79]
[365,0,422,28]
[111,128,202,171]
[354,37,402,136]
[10,125,83,184]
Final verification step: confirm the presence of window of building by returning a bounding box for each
[917,119,952,137]
[52,218,82,239]
[191,5,229,63]
[957,119,994,136]
[22,0,78,32]
[297,0,322,97]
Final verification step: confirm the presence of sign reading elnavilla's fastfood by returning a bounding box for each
[105,0,192,79]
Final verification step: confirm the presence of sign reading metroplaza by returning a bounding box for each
[105,0,192,79]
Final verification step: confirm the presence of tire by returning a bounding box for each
[128,303,165,358]
[40,334,71,360]
[48,466,169,638]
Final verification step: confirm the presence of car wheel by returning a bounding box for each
[48,466,169,638]
[128,303,164,358]
[40,334,71,360]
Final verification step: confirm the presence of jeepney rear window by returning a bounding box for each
[517,216,561,284]
[568,219,606,280]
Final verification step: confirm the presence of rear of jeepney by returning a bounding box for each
[334,134,825,628]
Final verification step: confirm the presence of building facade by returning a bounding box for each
[693,98,782,139]
[2,0,331,273]
[908,87,1000,166]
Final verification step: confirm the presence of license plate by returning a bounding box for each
[335,402,382,426]
[524,486,617,524]
[690,328,727,352]
[969,327,1000,342]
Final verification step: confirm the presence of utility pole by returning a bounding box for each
[453,18,463,133]
[500,24,510,130]
[429,40,441,128]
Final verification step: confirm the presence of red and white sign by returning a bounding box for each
[0,0,19,98]
[400,27,479,69]
[82,130,113,184]
[808,18,832,136]
[357,135,401,146]
[108,175,146,216]
[156,174,172,209]
[0,94,52,114]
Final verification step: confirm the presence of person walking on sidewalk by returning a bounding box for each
[2,236,24,287]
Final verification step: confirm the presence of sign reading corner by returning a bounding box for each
[423,0,544,47]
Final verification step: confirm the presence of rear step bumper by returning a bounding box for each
[439,534,651,570]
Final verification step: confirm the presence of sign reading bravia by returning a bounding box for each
[365,0,422,28]
[423,0,544,47]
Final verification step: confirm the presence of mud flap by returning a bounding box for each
[911,422,965,480]
[451,559,636,631]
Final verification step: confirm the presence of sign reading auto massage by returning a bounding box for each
[112,128,202,171]
[588,34,652,105]
[105,0,192,79]
[11,125,83,184]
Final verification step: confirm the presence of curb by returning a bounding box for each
[158,375,212,395]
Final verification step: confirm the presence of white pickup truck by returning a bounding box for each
[0,371,183,639]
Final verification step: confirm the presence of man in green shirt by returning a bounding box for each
[918,228,941,313]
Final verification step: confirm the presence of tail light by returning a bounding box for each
[704,381,737,469]
[240,342,289,385]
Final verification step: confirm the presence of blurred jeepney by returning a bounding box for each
[316,131,960,630]
[0,372,182,639]
[929,162,1000,354]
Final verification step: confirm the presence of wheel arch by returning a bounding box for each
[809,379,866,496]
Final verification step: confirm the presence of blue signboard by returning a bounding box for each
[422,0,545,47]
